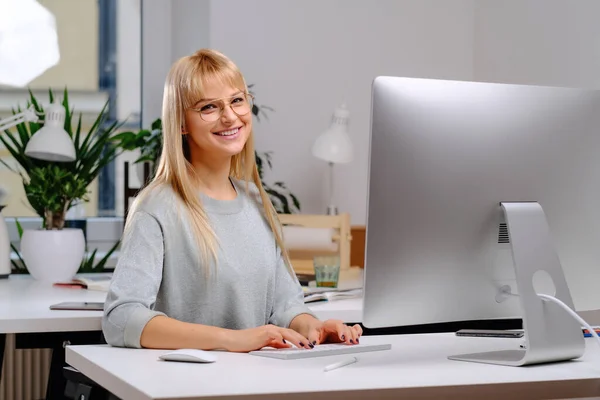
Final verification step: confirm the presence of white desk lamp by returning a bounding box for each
[311,103,354,215]
[0,103,76,162]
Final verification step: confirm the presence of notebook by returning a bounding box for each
[53,273,113,291]
[303,288,362,303]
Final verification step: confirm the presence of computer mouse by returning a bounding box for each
[158,349,217,363]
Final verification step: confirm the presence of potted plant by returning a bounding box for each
[0,89,131,282]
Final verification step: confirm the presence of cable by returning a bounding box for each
[499,286,600,351]
[538,293,600,351]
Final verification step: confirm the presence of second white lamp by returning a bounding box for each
[311,103,353,215]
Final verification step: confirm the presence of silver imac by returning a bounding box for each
[363,76,600,366]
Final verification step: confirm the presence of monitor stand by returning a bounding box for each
[449,202,585,366]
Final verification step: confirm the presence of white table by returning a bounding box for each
[0,275,363,334]
[0,275,107,399]
[0,275,106,334]
[66,333,600,400]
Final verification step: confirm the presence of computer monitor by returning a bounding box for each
[362,76,600,366]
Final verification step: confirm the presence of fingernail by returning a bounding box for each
[312,341,317,345]
[299,342,304,347]
[350,339,354,344]
[283,339,286,344]
[341,335,345,340]
[308,343,314,348]
[356,338,360,343]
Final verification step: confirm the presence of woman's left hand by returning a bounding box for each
[305,319,363,346]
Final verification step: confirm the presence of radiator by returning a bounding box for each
[0,334,51,400]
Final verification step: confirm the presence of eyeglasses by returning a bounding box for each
[189,93,254,122]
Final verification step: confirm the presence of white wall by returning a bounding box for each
[209,0,475,224]
[474,0,600,88]
[136,0,600,310]
[473,0,600,312]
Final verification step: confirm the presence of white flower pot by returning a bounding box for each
[21,228,85,283]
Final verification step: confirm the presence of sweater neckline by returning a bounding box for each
[199,178,244,214]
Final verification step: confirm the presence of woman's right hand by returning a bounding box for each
[224,324,313,353]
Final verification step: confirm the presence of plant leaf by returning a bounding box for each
[10,243,27,271]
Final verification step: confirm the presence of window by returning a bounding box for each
[0,0,141,218]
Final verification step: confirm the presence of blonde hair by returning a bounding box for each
[126,49,291,274]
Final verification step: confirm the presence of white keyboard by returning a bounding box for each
[249,343,392,360]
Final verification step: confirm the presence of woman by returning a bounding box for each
[102,49,362,352]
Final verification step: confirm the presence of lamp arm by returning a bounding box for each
[329,161,334,207]
[0,106,39,131]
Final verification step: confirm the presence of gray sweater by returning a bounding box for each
[102,179,313,348]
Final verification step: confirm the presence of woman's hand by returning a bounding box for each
[290,315,363,346]
[224,324,312,353]
[307,318,363,345]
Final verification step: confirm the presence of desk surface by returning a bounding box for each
[0,275,106,334]
[0,275,362,334]
[66,333,600,400]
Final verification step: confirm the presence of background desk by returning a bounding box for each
[0,275,362,332]
[66,333,600,400]
[0,276,105,334]
[0,275,106,399]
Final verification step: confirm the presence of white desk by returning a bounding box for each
[66,333,600,400]
[0,275,106,334]
[0,276,107,399]
[0,275,363,333]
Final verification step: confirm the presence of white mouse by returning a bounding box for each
[158,349,217,363]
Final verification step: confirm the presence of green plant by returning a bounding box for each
[0,88,133,229]
[9,219,27,274]
[78,240,121,273]
[25,165,89,229]
[112,118,163,180]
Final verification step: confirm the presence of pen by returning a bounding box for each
[323,356,357,372]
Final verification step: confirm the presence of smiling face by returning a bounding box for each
[184,78,253,168]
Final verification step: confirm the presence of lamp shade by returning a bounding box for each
[312,103,353,164]
[25,102,76,162]
[0,0,60,87]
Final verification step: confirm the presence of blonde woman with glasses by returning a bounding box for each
[102,49,362,352]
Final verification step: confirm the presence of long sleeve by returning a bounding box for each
[102,211,167,348]
[269,249,316,328]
